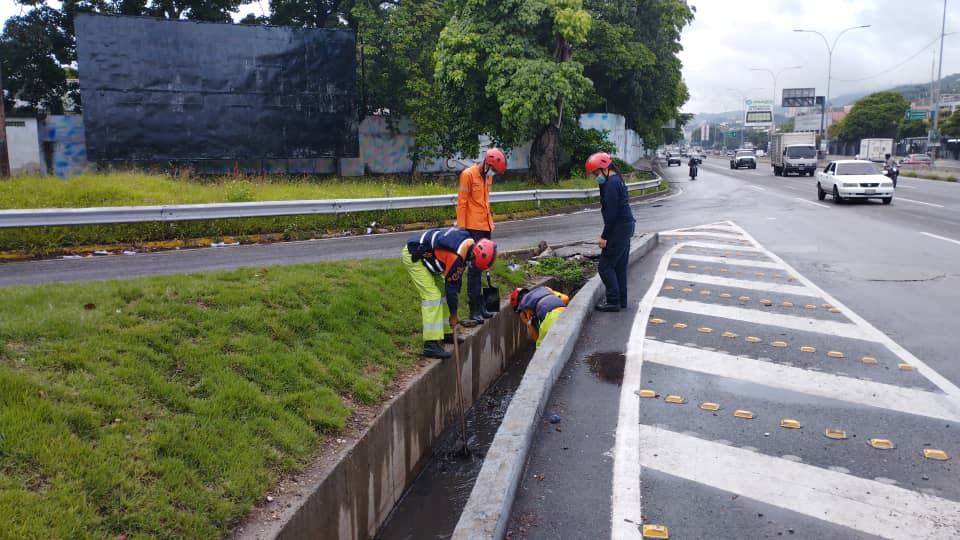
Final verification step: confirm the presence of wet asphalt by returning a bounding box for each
[507,163,960,539]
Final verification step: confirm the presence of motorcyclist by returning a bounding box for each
[883,153,898,187]
[688,155,698,180]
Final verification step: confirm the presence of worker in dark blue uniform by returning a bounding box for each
[585,152,636,312]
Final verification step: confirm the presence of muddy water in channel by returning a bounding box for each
[376,349,534,540]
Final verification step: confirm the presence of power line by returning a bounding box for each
[831,36,947,83]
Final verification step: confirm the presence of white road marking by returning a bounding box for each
[670,253,784,269]
[682,240,761,252]
[896,197,945,208]
[638,426,960,540]
[659,231,746,241]
[644,340,960,422]
[654,296,870,340]
[920,231,960,247]
[749,185,767,192]
[897,184,917,189]
[728,222,960,402]
[664,271,818,297]
[794,197,831,209]
[611,244,684,538]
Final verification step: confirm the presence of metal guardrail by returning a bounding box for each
[0,178,660,228]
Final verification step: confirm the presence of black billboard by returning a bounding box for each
[75,14,358,161]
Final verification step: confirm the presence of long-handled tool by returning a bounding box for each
[451,325,471,457]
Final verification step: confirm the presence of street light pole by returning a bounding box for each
[932,0,947,162]
[794,25,870,154]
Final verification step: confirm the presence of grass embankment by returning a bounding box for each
[900,170,958,182]
[0,173,664,257]
[0,257,525,538]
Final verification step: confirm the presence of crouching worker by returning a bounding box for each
[403,227,497,359]
[510,286,570,348]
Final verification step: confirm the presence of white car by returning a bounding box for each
[816,160,894,205]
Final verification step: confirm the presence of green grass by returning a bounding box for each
[0,257,524,539]
[899,171,958,182]
[0,172,662,256]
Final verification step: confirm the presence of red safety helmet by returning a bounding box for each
[484,148,507,174]
[510,287,529,311]
[585,152,613,174]
[472,238,497,270]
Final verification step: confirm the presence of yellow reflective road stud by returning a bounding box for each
[663,285,675,291]
[700,402,721,411]
[682,288,694,293]
[827,351,845,358]
[642,524,669,539]
[720,293,733,298]
[782,301,794,307]
[673,323,688,329]
[734,410,755,419]
[804,304,817,310]
[869,438,895,450]
[772,341,788,348]
[780,419,801,429]
[898,363,915,371]
[721,332,738,338]
[665,395,686,404]
[739,296,751,301]
[638,389,658,398]
[825,429,848,440]
[862,356,878,364]
[923,449,949,461]
[650,318,666,325]
[698,327,713,333]
[800,346,816,353]
[745,336,762,343]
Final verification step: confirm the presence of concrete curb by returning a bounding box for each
[451,232,660,540]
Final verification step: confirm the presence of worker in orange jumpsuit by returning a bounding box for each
[457,148,507,324]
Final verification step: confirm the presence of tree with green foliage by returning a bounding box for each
[268,0,352,28]
[435,0,593,184]
[578,0,693,149]
[352,0,455,173]
[898,118,927,139]
[0,6,73,113]
[941,110,960,137]
[830,91,910,142]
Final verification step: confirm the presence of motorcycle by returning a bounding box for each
[689,164,698,181]
[883,164,898,188]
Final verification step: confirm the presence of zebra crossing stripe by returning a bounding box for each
[638,425,960,540]
[664,271,817,297]
[670,253,785,269]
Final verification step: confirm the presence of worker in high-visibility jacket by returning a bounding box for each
[457,148,507,324]
[403,227,497,359]
[510,286,570,348]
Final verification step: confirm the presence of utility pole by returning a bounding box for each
[0,61,10,178]
[932,0,947,162]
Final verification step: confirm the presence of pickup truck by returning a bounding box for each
[729,150,757,169]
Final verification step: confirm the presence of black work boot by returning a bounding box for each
[595,300,620,312]
[468,301,486,324]
[423,340,451,359]
[480,304,495,319]
[443,333,466,345]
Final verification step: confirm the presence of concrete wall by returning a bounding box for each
[5,117,44,175]
[234,307,534,540]
[579,113,644,164]
[42,115,90,178]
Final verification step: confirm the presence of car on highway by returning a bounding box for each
[816,160,894,205]
[899,154,932,165]
[666,154,682,166]
[730,150,757,169]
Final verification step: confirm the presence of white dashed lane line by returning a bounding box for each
[920,231,960,247]
[896,197,946,208]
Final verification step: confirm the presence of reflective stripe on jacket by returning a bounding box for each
[518,286,569,331]
[406,227,475,281]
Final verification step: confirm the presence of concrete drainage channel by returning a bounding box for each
[235,232,658,540]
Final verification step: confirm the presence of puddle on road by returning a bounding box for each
[376,350,533,540]
[584,352,626,385]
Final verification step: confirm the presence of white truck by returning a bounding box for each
[770,132,818,177]
[858,138,894,162]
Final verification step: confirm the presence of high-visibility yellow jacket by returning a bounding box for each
[457,163,494,232]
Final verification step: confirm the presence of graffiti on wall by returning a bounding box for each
[42,115,90,178]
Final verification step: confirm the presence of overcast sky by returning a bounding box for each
[680,0,959,113]
[2,0,956,115]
